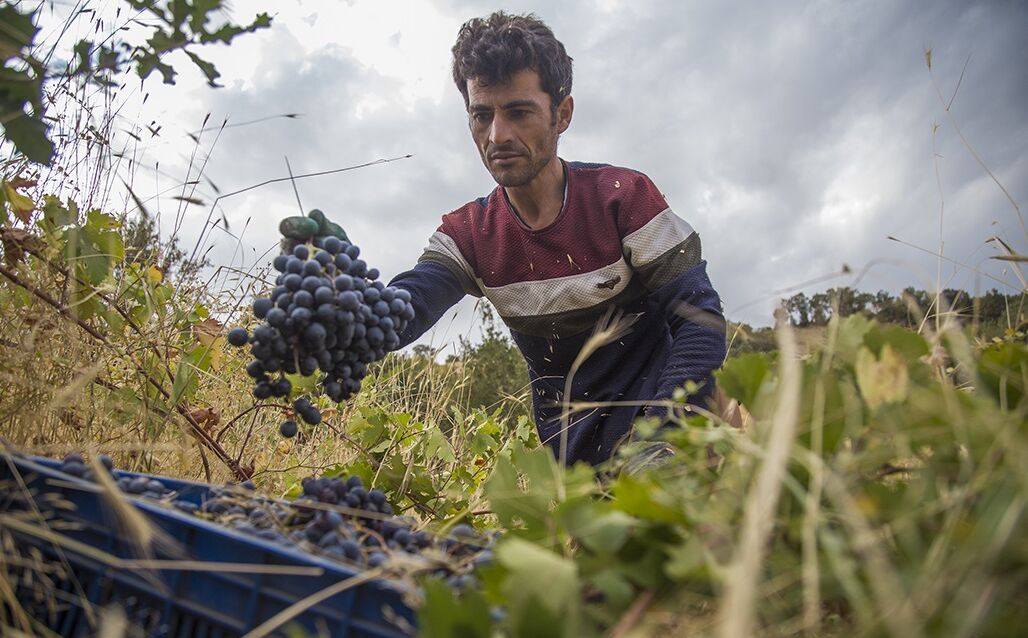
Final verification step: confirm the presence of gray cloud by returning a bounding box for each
[553,0,1028,318]
[130,0,1026,346]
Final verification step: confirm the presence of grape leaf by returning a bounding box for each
[610,475,688,525]
[977,342,1027,411]
[417,578,492,638]
[2,180,35,222]
[2,113,53,165]
[855,345,908,411]
[496,537,579,629]
[863,324,929,362]
[716,352,771,410]
[558,499,636,555]
[42,196,77,228]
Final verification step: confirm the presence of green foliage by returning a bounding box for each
[976,339,1028,413]
[716,352,773,411]
[125,0,272,86]
[418,579,492,638]
[496,538,581,636]
[419,317,1028,637]
[0,1,271,164]
[308,405,537,520]
[0,188,225,452]
[484,443,596,541]
[0,4,51,163]
[37,196,125,320]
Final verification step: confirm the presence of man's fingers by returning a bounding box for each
[279,216,320,241]
[324,221,349,242]
[278,211,349,255]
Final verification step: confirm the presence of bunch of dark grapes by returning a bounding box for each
[226,235,414,435]
[197,471,495,577]
[59,452,197,509]
[55,452,493,588]
[61,451,167,503]
[197,473,443,568]
[288,475,495,578]
[289,474,426,567]
[59,451,113,480]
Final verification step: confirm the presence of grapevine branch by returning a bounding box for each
[0,263,248,480]
[8,232,177,385]
[0,263,106,340]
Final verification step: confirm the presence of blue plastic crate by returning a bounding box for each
[0,453,416,637]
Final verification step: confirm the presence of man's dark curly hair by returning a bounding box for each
[451,11,573,111]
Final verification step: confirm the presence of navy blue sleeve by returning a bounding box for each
[388,260,468,348]
[645,260,727,417]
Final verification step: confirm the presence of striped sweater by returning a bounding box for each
[389,161,726,466]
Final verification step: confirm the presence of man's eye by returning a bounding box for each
[510,110,528,118]
[472,112,491,123]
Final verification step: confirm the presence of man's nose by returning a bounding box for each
[489,114,514,145]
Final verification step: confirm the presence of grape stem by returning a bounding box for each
[216,403,287,444]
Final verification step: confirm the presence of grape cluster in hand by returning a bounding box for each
[227,235,415,433]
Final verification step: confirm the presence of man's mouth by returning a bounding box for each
[489,151,522,162]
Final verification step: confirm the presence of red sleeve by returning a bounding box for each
[613,171,671,238]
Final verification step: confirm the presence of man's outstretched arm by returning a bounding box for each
[388,226,482,348]
[389,260,471,348]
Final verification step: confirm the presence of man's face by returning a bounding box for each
[466,69,572,188]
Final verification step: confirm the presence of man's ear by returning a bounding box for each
[556,95,574,134]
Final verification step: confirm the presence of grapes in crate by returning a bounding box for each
[227,221,415,434]
[55,451,494,587]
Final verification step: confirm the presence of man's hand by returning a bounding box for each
[279,209,349,253]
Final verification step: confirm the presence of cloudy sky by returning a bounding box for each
[35,0,1028,353]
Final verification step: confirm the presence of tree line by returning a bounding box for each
[728,287,1025,356]
[781,287,1024,329]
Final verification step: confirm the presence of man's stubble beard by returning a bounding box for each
[486,123,560,188]
[489,154,549,187]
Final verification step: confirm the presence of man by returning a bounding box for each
[389,11,726,467]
